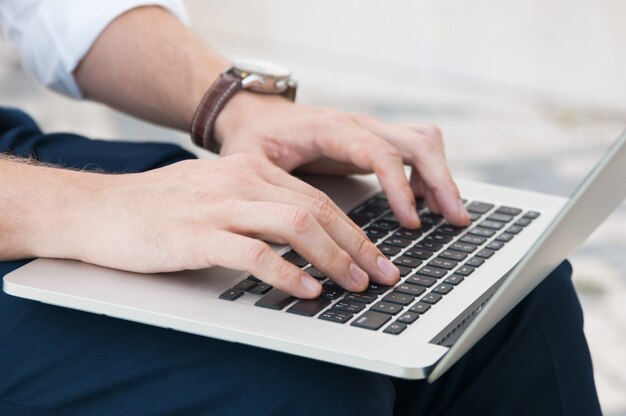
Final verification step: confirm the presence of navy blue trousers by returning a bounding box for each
[0,108,601,415]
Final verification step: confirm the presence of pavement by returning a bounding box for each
[1,2,625,413]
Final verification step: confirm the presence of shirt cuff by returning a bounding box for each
[18,0,189,98]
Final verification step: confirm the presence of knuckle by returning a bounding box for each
[312,191,335,227]
[356,236,373,259]
[286,206,315,233]
[277,260,295,282]
[421,123,443,140]
[246,240,273,263]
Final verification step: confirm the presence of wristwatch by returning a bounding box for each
[190,59,298,153]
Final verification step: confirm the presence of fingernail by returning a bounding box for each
[301,275,320,295]
[349,263,368,287]
[377,256,399,279]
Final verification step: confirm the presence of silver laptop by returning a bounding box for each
[4,131,626,382]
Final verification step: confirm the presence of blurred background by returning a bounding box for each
[1,1,625,413]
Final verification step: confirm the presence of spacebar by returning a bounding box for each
[255,289,296,310]
[286,297,331,317]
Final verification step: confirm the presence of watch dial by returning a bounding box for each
[233,59,291,78]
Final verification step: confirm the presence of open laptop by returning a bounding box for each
[4,130,626,382]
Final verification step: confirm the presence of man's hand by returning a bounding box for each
[215,93,469,229]
[48,155,399,298]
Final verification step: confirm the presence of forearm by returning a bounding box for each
[0,157,99,261]
[74,6,228,131]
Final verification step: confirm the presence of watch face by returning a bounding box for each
[233,59,291,78]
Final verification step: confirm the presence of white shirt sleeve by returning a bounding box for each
[0,0,189,98]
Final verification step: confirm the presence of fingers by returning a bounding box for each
[251,185,400,286]
[208,231,322,298]
[315,127,421,229]
[354,117,469,226]
[226,200,399,292]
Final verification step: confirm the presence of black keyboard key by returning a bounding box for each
[450,242,478,253]
[496,206,522,216]
[394,283,426,297]
[383,213,399,222]
[416,266,447,279]
[384,322,407,335]
[354,205,386,219]
[409,302,431,314]
[397,312,420,324]
[486,213,514,223]
[365,227,388,240]
[366,283,392,295]
[319,310,353,324]
[283,250,308,267]
[466,257,485,267]
[523,211,541,219]
[514,218,532,227]
[249,282,272,295]
[439,250,468,262]
[371,301,404,315]
[371,219,399,231]
[404,248,434,260]
[437,224,466,236]
[415,197,426,210]
[219,288,243,301]
[466,201,494,214]
[455,265,475,276]
[420,213,442,225]
[421,293,443,304]
[333,299,366,313]
[321,282,345,300]
[377,244,402,258]
[394,228,423,240]
[351,311,391,330]
[432,283,454,295]
[506,225,523,234]
[348,213,370,227]
[393,256,423,268]
[444,274,465,285]
[397,265,413,277]
[496,233,514,242]
[425,232,453,244]
[382,292,415,306]
[382,236,412,248]
[374,192,387,200]
[459,234,488,245]
[345,292,378,304]
[304,266,325,280]
[476,249,495,259]
[478,220,505,230]
[286,297,332,317]
[428,258,458,270]
[468,227,496,238]
[234,279,257,292]
[486,240,505,251]
[248,275,261,282]
[414,241,443,252]
[468,212,481,221]
[407,274,437,287]
[255,290,295,310]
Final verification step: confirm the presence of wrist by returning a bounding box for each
[213,91,292,149]
[4,163,107,261]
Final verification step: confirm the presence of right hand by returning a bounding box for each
[59,154,402,298]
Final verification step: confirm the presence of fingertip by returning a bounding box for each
[300,274,322,298]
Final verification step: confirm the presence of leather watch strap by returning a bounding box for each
[190,72,241,153]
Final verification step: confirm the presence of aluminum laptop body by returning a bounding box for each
[4,131,625,381]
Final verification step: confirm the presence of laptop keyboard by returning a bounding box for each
[219,193,540,336]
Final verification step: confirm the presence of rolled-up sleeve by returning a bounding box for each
[0,0,189,98]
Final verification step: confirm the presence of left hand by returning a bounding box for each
[214,92,469,229]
